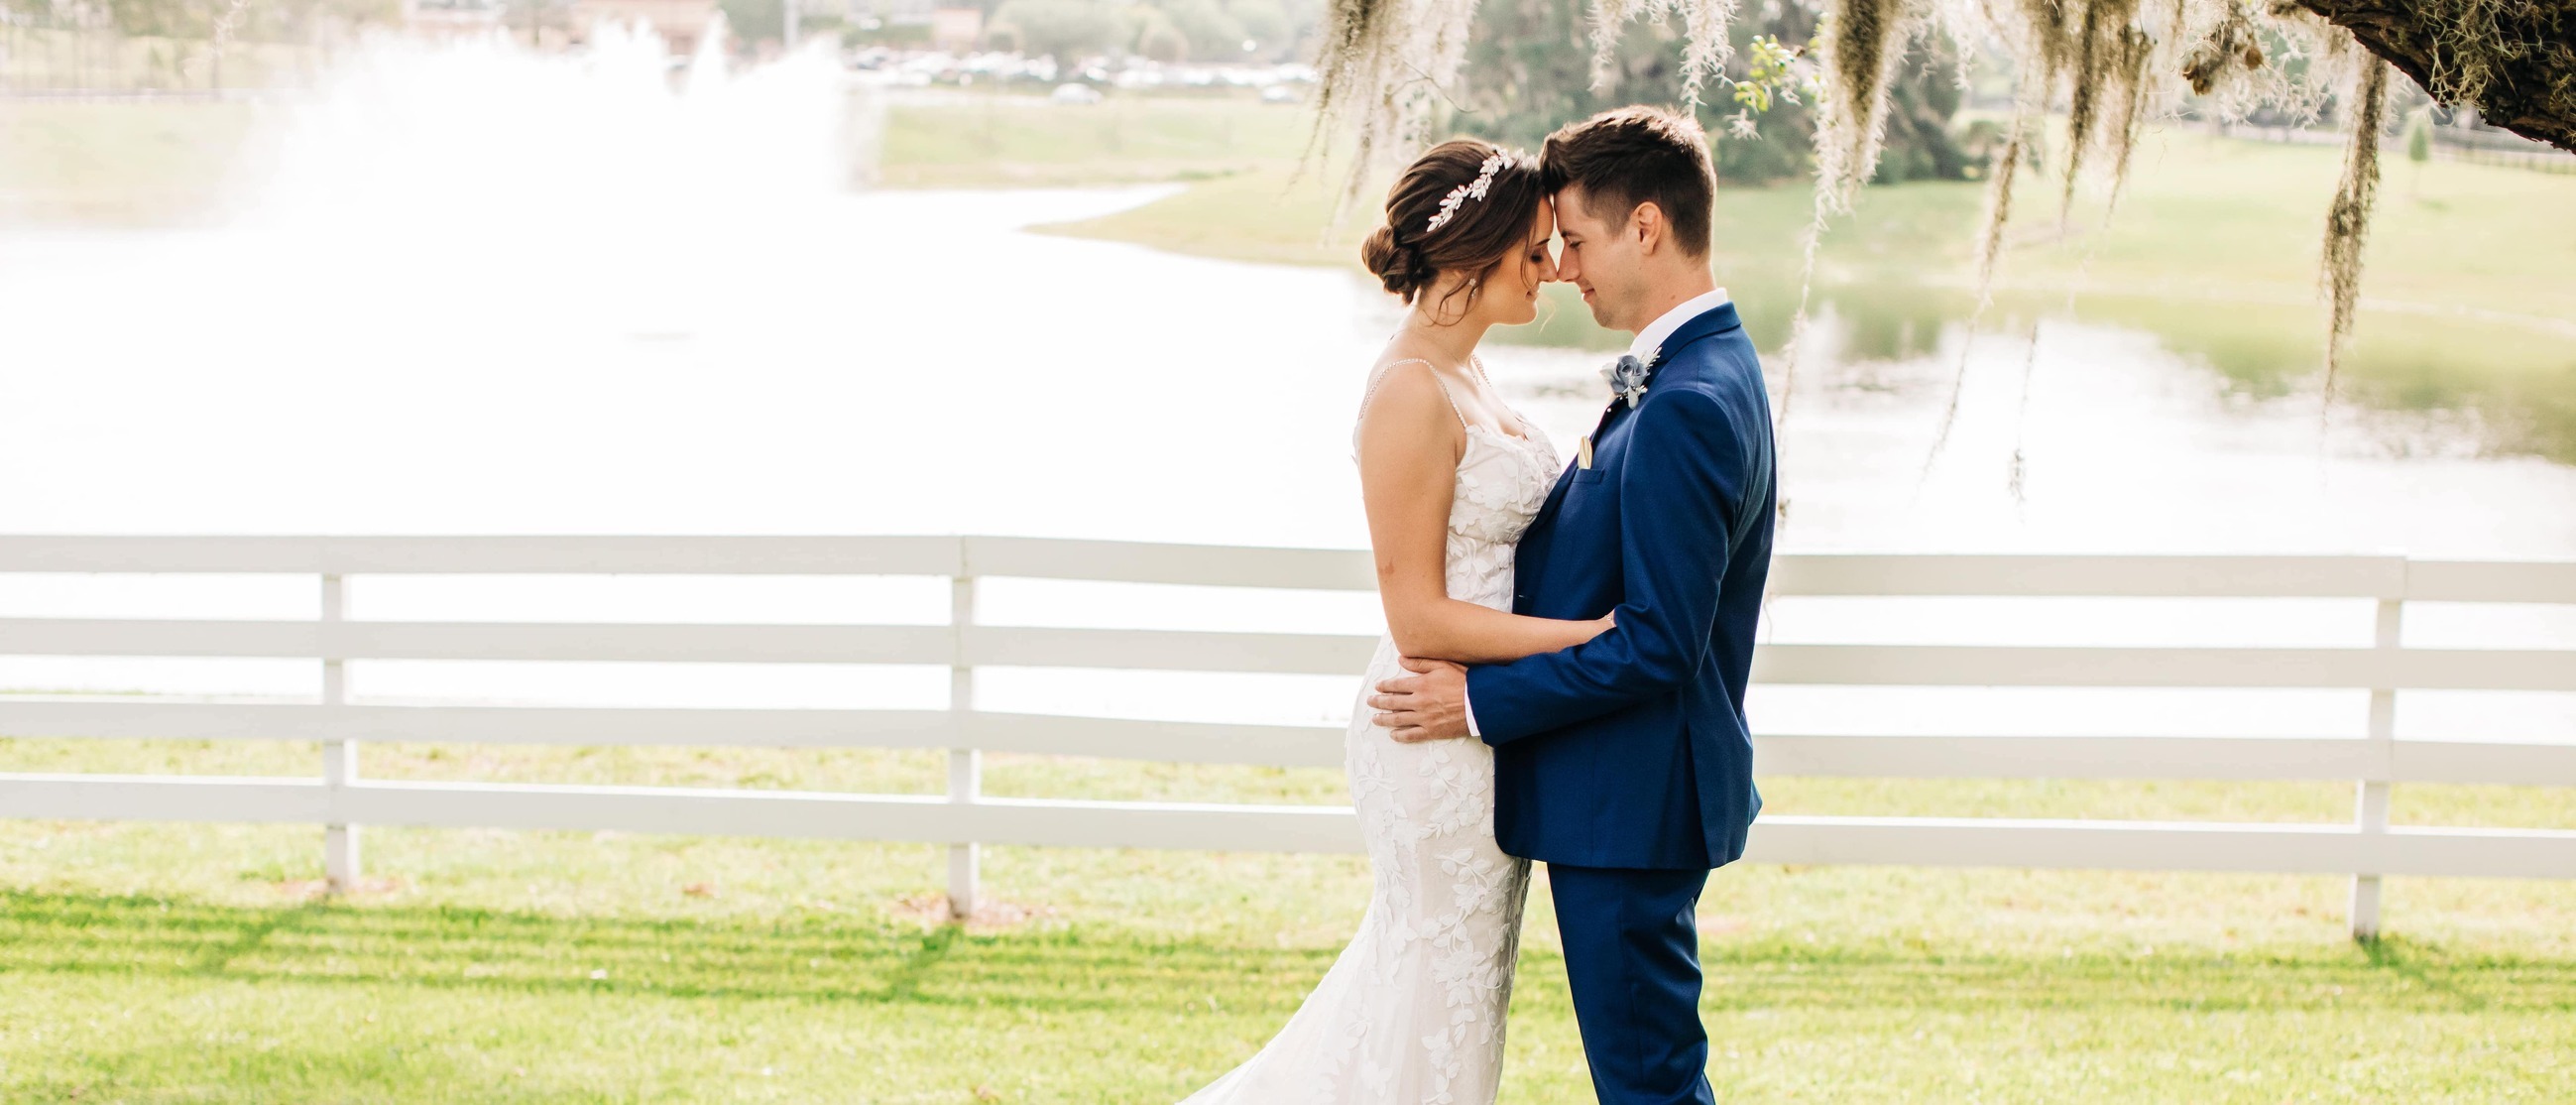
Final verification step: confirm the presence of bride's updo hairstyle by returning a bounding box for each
[1358,139,1543,316]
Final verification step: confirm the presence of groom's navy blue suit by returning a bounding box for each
[1464,300,1773,1104]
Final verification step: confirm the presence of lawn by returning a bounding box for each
[0,91,1317,224]
[872,92,1314,189]
[1035,125,2576,332]
[0,101,260,225]
[4,733,2573,1101]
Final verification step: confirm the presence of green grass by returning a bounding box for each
[0,101,259,225]
[5,733,2574,1101]
[1038,128,2576,327]
[873,92,1314,188]
[0,30,321,92]
[0,91,1316,224]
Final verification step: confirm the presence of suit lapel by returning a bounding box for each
[1526,303,1744,537]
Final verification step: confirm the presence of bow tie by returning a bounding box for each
[1601,351,1656,409]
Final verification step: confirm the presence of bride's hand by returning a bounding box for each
[1590,610,1616,638]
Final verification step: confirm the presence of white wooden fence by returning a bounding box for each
[2,536,2573,940]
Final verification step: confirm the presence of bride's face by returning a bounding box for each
[1479,203,1560,328]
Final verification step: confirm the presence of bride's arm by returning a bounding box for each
[1356,362,1610,666]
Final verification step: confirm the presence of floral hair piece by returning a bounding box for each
[1422,152,1509,234]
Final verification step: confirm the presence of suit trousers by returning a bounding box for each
[1548,863,1716,1105]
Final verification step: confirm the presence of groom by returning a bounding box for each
[1372,105,1776,1104]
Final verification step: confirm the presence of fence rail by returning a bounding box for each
[3,535,2573,938]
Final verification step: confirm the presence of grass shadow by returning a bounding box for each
[0,889,1340,1014]
[5,889,2574,1020]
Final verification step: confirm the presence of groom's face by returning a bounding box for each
[1549,184,1645,332]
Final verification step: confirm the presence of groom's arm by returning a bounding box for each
[1464,386,1749,746]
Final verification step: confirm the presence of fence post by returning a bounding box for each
[321,572,360,893]
[2349,584,2402,941]
[947,572,980,921]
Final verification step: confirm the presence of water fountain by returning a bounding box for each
[215,18,880,339]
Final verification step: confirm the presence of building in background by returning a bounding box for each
[929,7,981,53]
[404,0,721,54]
[853,0,939,24]
[566,0,725,55]
[404,0,507,39]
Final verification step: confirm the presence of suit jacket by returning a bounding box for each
[1464,301,1775,870]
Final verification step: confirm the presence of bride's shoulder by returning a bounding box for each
[1356,356,1458,427]
[1352,357,1469,467]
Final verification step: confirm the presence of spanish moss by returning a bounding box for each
[2064,3,2156,215]
[1307,0,1487,224]
[1815,0,1923,212]
[1773,0,1926,425]
[1668,0,1746,109]
[1972,121,2026,301]
[1586,0,1641,91]
[2321,57,2390,405]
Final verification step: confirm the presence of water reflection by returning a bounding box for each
[1498,276,2576,467]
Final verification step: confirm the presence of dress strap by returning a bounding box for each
[1357,357,1470,432]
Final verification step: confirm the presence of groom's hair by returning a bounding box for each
[1540,106,1714,259]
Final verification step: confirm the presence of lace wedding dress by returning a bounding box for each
[1184,361,1559,1104]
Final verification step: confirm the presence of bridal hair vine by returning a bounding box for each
[1422,153,1510,234]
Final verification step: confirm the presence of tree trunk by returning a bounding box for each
[2291,1,2576,153]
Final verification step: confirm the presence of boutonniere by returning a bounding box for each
[1600,345,1660,409]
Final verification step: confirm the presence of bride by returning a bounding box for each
[1183,139,1612,1102]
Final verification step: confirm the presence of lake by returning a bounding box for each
[7,182,2571,554]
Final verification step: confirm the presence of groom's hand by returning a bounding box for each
[1369,657,1470,743]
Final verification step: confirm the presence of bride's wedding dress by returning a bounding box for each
[1185,362,1560,1104]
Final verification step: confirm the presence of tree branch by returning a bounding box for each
[2288,1,2576,153]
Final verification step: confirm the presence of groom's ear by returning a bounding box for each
[1630,200,1668,255]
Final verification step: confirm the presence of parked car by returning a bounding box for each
[1050,83,1103,105]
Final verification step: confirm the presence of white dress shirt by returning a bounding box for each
[1629,287,1731,363]
[1459,286,1732,739]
